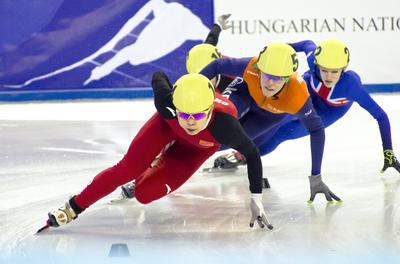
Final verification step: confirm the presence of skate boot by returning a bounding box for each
[37,197,83,233]
[47,197,83,227]
[202,151,247,173]
[213,151,247,169]
[109,182,135,203]
[121,182,135,199]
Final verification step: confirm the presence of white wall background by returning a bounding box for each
[213,0,400,84]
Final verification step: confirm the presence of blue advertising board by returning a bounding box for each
[0,0,214,100]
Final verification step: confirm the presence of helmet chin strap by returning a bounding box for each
[271,82,286,99]
[214,74,221,88]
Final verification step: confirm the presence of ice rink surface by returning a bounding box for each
[1,94,399,263]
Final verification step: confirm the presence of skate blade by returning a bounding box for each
[36,224,50,234]
[201,167,238,173]
[108,195,132,204]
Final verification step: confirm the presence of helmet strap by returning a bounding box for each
[271,82,286,100]
[214,74,221,88]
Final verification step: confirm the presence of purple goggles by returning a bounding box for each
[177,111,208,120]
[262,73,287,82]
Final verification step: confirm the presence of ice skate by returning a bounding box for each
[109,182,135,204]
[202,151,246,173]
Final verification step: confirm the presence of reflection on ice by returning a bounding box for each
[1,95,399,263]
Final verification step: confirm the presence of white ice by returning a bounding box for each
[0,93,399,263]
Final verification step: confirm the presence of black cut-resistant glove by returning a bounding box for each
[381,149,400,173]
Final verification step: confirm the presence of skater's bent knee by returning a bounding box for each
[134,193,153,204]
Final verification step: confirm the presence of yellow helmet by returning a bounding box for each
[186,43,221,74]
[314,39,350,69]
[256,43,298,77]
[172,73,215,113]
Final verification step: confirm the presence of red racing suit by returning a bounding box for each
[74,72,263,209]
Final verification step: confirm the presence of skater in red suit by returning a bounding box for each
[39,72,272,232]
[115,14,235,199]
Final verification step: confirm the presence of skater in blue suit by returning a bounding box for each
[217,39,400,175]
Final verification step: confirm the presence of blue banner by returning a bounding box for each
[0,0,213,100]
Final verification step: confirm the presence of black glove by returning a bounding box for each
[381,149,400,173]
[216,14,232,30]
[308,175,342,203]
